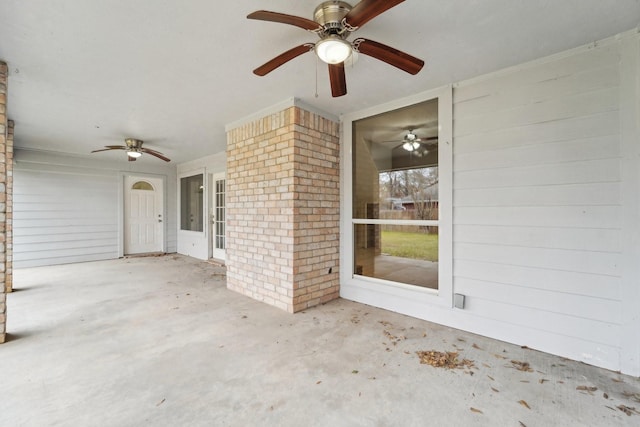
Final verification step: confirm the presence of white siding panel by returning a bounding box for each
[454,205,620,228]
[455,277,621,325]
[454,135,619,172]
[14,169,119,267]
[452,39,624,370]
[454,64,619,117]
[454,225,621,253]
[454,242,621,276]
[454,260,621,300]
[454,87,618,137]
[454,111,619,154]
[462,297,621,349]
[454,182,621,207]
[454,158,620,189]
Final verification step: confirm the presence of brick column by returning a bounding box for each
[5,120,13,293]
[0,61,8,342]
[226,105,340,313]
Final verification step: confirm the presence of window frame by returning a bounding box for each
[340,85,453,309]
[178,170,206,234]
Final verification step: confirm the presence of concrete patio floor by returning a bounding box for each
[1,255,639,427]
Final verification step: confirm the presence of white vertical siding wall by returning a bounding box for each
[452,37,632,371]
[14,150,177,268]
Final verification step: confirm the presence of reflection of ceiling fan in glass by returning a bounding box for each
[396,130,437,153]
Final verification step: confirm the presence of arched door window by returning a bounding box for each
[131,181,154,191]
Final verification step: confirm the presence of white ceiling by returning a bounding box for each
[1,0,639,164]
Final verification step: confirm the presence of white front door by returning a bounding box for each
[209,173,226,261]
[124,176,164,255]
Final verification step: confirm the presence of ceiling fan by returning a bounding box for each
[91,138,171,162]
[248,0,425,97]
[396,130,437,152]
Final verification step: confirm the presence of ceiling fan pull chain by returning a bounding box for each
[315,54,319,98]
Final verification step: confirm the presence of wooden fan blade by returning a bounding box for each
[91,146,126,153]
[344,0,404,29]
[247,11,321,31]
[328,63,347,97]
[140,147,164,155]
[253,44,313,76]
[142,148,171,162]
[355,38,424,75]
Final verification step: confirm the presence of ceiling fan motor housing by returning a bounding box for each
[125,138,143,150]
[314,1,352,37]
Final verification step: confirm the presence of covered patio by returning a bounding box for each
[1,255,638,426]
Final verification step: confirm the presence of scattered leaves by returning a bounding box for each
[316,381,322,385]
[352,370,359,374]
[487,375,495,381]
[493,353,509,360]
[539,379,549,384]
[241,315,247,319]
[416,350,476,370]
[617,405,640,416]
[457,338,466,342]
[518,400,531,410]
[612,378,624,383]
[603,393,609,399]
[511,360,534,372]
[482,363,492,368]
[470,407,483,414]
[576,386,598,393]
[156,398,165,407]
[472,343,482,350]
[519,422,527,427]
[491,387,500,393]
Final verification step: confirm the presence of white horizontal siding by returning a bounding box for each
[13,149,178,267]
[14,170,119,267]
[452,38,624,370]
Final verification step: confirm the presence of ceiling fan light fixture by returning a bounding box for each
[402,141,420,152]
[127,151,142,158]
[316,36,352,64]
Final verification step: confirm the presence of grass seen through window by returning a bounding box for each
[381,230,438,262]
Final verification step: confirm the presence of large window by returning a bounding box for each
[352,99,440,289]
[180,174,204,232]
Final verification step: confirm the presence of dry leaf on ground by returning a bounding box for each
[617,405,640,416]
[470,407,483,414]
[416,350,475,370]
[472,343,482,350]
[576,385,598,392]
[511,360,534,372]
[518,400,531,410]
